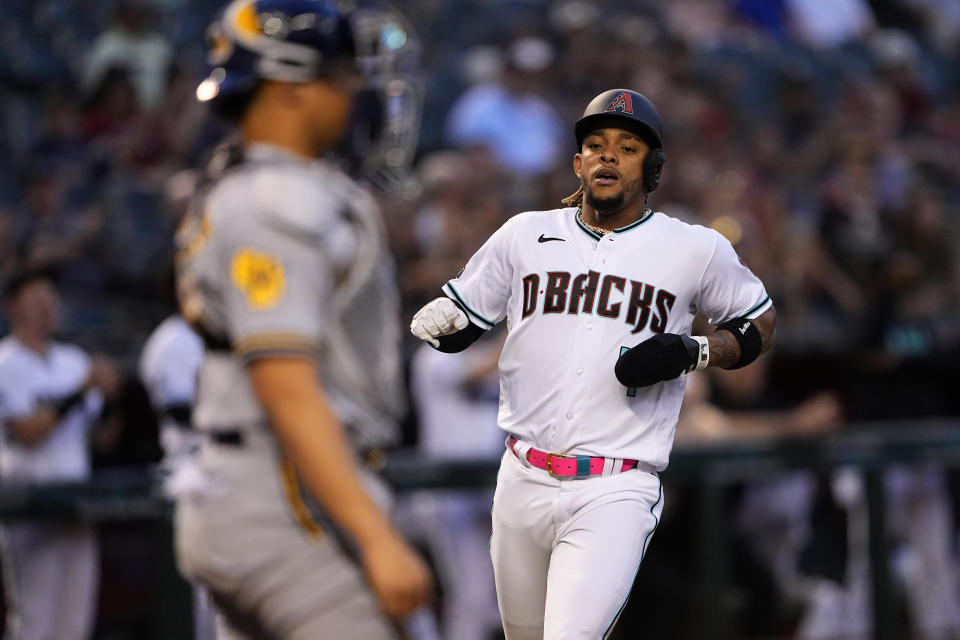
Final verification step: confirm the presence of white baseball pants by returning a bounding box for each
[0,522,98,640]
[490,450,663,640]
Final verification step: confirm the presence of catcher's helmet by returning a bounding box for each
[575,89,665,193]
[197,0,422,192]
[196,0,356,100]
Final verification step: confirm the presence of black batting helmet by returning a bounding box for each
[575,89,665,193]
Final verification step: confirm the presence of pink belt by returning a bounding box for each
[507,436,639,478]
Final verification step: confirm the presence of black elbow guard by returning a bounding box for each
[434,322,485,353]
[715,317,763,369]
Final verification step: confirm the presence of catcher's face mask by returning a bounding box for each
[337,3,422,198]
[197,0,423,196]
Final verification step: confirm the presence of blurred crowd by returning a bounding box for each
[1,0,958,379]
[2,0,960,638]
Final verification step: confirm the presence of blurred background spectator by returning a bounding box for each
[2,0,958,367]
[82,2,173,112]
[0,270,122,640]
[445,36,565,181]
[1,0,959,637]
[400,333,503,640]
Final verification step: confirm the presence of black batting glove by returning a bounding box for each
[615,333,700,388]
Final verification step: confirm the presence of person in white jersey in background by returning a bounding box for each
[140,170,209,502]
[411,88,777,639]
[0,269,120,640]
[404,333,503,640]
[139,309,205,494]
[138,275,214,640]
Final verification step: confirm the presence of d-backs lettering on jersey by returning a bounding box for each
[521,270,676,334]
[442,207,771,469]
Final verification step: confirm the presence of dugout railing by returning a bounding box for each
[2,418,959,640]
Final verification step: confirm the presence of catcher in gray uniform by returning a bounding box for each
[173,1,431,638]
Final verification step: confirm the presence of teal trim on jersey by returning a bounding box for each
[612,208,654,234]
[576,455,591,476]
[574,209,603,240]
[742,295,772,319]
[602,474,663,640]
[573,208,654,240]
[444,282,495,329]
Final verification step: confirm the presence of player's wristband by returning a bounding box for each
[715,317,762,370]
[53,388,86,419]
[688,335,709,372]
[434,322,485,353]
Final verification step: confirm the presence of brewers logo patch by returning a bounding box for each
[231,248,286,309]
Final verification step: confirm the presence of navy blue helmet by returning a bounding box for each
[196,0,353,99]
[575,89,665,193]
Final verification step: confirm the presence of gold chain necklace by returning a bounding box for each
[577,208,652,236]
[577,210,609,236]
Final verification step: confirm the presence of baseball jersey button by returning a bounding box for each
[566,411,573,420]
[586,324,593,332]
[576,368,583,376]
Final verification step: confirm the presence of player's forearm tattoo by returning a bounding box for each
[707,307,776,368]
[707,330,741,368]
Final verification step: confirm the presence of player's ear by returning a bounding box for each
[573,153,582,178]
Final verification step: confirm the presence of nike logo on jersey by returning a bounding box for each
[538,234,565,243]
[521,270,676,334]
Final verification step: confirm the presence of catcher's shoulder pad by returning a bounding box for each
[248,166,341,240]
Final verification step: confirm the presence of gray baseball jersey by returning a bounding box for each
[173,142,406,640]
[177,143,405,450]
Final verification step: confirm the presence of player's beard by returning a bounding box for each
[585,189,625,215]
[583,176,644,216]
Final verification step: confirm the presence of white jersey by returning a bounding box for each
[0,336,102,482]
[139,315,203,416]
[410,342,501,460]
[140,315,213,499]
[443,207,771,469]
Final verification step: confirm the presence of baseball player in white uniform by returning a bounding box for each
[139,313,206,496]
[407,339,503,640]
[411,89,778,639]
[0,270,119,640]
[174,1,431,638]
[138,312,216,640]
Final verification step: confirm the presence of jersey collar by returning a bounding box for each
[244,143,335,171]
[573,207,654,240]
[244,142,304,162]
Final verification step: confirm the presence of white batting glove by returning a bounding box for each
[410,297,469,348]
